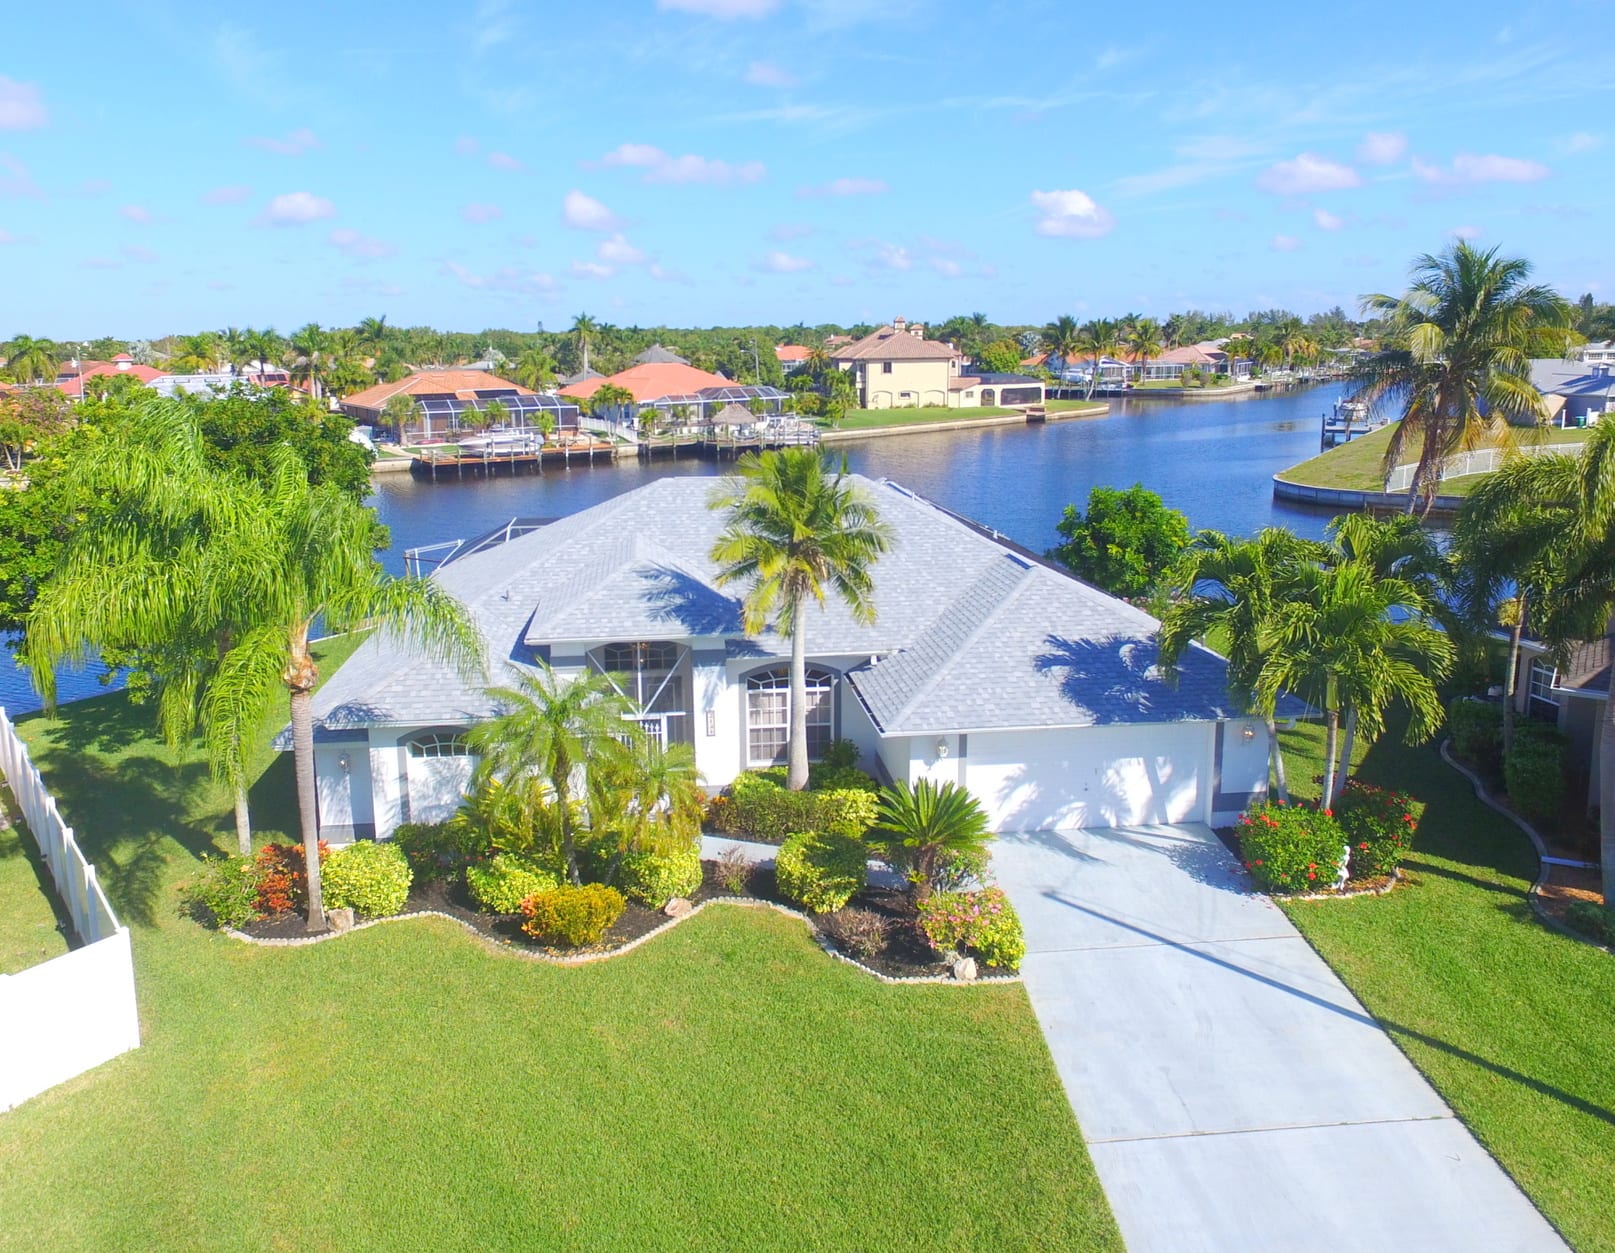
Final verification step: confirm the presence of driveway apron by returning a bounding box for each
[993,823,1566,1253]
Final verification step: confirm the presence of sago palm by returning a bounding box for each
[870,778,992,901]
[709,449,892,790]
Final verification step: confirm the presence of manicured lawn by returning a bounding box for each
[832,401,1104,432]
[1277,422,1589,494]
[1277,720,1615,1252]
[0,812,71,974]
[0,657,1120,1251]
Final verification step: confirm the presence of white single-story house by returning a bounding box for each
[296,476,1292,840]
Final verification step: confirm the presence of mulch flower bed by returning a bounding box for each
[236,859,1014,978]
[1212,826,1398,898]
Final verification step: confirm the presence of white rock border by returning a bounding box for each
[224,895,1023,986]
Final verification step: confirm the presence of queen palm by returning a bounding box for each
[1043,314,1082,377]
[709,449,892,790]
[466,664,633,885]
[570,313,600,375]
[1126,318,1165,384]
[3,335,61,383]
[1078,319,1122,400]
[1356,242,1573,515]
[288,323,330,401]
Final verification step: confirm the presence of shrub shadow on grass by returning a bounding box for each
[29,690,151,757]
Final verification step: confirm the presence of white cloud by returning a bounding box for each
[745,60,798,87]
[570,259,614,279]
[245,127,320,155]
[487,151,526,172]
[1029,188,1116,239]
[871,242,911,270]
[797,176,887,198]
[0,154,41,198]
[562,189,624,231]
[597,233,646,265]
[595,143,765,184]
[203,184,253,205]
[119,204,153,224]
[758,249,813,273]
[0,78,47,131]
[1255,153,1361,195]
[1561,131,1603,155]
[1357,131,1407,165]
[647,262,686,282]
[1450,224,1484,240]
[1313,208,1345,231]
[462,202,503,224]
[441,260,556,294]
[930,257,962,278]
[329,228,396,259]
[657,0,779,16]
[256,191,336,225]
[121,244,157,263]
[1414,153,1550,185]
[1270,234,1302,252]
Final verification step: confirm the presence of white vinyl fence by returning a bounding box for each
[1385,442,1585,493]
[0,707,140,1111]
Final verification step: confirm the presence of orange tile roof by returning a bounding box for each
[342,370,533,410]
[56,359,166,392]
[774,344,811,361]
[564,361,733,404]
[830,326,962,363]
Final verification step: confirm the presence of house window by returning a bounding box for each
[881,361,893,374]
[746,666,835,765]
[406,731,471,758]
[1528,659,1560,718]
[590,641,692,745]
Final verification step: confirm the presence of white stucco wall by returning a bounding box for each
[1212,718,1273,825]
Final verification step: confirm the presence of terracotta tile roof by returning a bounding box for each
[774,344,811,362]
[564,361,733,404]
[830,326,962,363]
[1155,344,1227,366]
[56,359,166,392]
[341,370,533,410]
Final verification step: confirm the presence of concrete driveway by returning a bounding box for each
[993,823,1566,1253]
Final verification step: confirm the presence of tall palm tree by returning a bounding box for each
[1126,318,1165,384]
[356,315,390,357]
[570,313,600,375]
[466,664,633,884]
[513,346,554,392]
[1256,562,1453,805]
[709,450,893,790]
[170,333,220,375]
[1356,242,1574,515]
[1077,319,1122,400]
[245,327,284,375]
[1043,315,1082,377]
[288,323,330,402]
[3,335,61,383]
[1158,528,1329,801]
[217,327,251,373]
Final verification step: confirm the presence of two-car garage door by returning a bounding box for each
[964,722,1212,831]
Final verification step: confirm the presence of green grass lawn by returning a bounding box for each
[1277,422,1589,494]
[0,649,1120,1252]
[833,400,1104,431]
[1277,721,1615,1252]
[0,809,71,974]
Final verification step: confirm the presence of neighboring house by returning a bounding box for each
[1142,342,1254,382]
[1511,635,1608,812]
[1530,359,1615,426]
[564,362,788,427]
[1572,340,1615,367]
[774,344,811,374]
[557,367,605,389]
[295,475,1285,840]
[56,354,166,394]
[633,344,689,366]
[340,370,576,442]
[149,370,293,398]
[831,319,1045,409]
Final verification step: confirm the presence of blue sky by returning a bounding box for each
[2,0,1612,337]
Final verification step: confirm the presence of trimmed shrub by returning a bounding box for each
[181,855,261,929]
[775,831,869,913]
[321,841,413,917]
[918,887,1026,969]
[1236,802,1346,893]
[822,738,861,769]
[825,906,887,960]
[466,853,559,915]
[520,884,626,946]
[1564,901,1615,946]
[254,841,327,915]
[1447,698,1503,777]
[931,847,991,895]
[721,775,879,842]
[393,821,484,881]
[617,840,702,908]
[1335,780,1423,880]
[815,788,879,839]
[1504,723,1568,824]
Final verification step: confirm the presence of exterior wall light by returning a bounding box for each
[1241,724,1257,742]
[936,739,949,759]
[337,752,351,772]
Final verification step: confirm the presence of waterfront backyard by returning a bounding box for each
[1277,421,1589,496]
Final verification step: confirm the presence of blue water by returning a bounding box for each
[7,384,1346,713]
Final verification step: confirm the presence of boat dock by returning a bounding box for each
[1320,398,1385,449]
[411,437,619,478]
[637,427,819,459]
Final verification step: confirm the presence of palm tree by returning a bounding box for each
[513,346,554,391]
[170,333,220,375]
[356,315,390,357]
[709,450,893,790]
[245,327,284,375]
[1078,319,1122,400]
[1043,315,1082,377]
[591,738,704,880]
[1126,318,1165,385]
[217,327,251,374]
[288,323,330,401]
[1356,242,1574,514]
[570,313,600,375]
[869,778,992,902]
[1255,562,1453,805]
[466,664,633,885]
[590,383,634,427]
[1158,528,1329,802]
[3,335,61,383]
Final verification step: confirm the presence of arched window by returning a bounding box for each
[405,730,472,758]
[746,667,835,766]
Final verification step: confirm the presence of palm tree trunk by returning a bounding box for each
[787,597,810,792]
[1335,707,1358,804]
[1502,598,1525,755]
[556,767,581,885]
[234,779,252,857]
[285,640,326,930]
[1321,708,1340,809]
[1085,356,1099,401]
[1266,717,1290,803]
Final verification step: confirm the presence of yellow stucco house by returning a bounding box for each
[831,319,1045,409]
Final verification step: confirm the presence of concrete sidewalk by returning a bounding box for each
[993,823,1566,1252]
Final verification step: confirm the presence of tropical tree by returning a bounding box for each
[1042,315,1082,376]
[29,402,483,918]
[1051,484,1190,600]
[570,313,600,375]
[513,345,555,391]
[1126,318,1165,384]
[1355,242,1574,514]
[382,393,418,442]
[356,315,390,356]
[170,333,220,375]
[590,737,704,880]
[3,335,61,384]
[288,323,330,402]
[217,327,251,373]
[709,449,892,790]
[466,664,634,884]
[868,778,992,902]
[245,327,284,374]
[1077,319,1122,399]
[589,383,634,424]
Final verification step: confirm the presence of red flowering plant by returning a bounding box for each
[1236,801,1346,893]
[1334,780,1423,880]
[253,841,330,915]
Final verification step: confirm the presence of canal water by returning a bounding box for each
[8,383,1347,713]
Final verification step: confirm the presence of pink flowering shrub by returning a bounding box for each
[1236,801,1346,893]
[917,887,1025,968]
[1334,780,1422,879]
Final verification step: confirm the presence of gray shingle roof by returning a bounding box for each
[309,475,1264,734]
[1531,359,1615,398]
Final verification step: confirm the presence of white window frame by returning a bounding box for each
[745,666,835,767]
[1528,658,1560,713]
[405,730,472,758]
[590,641,691,745]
